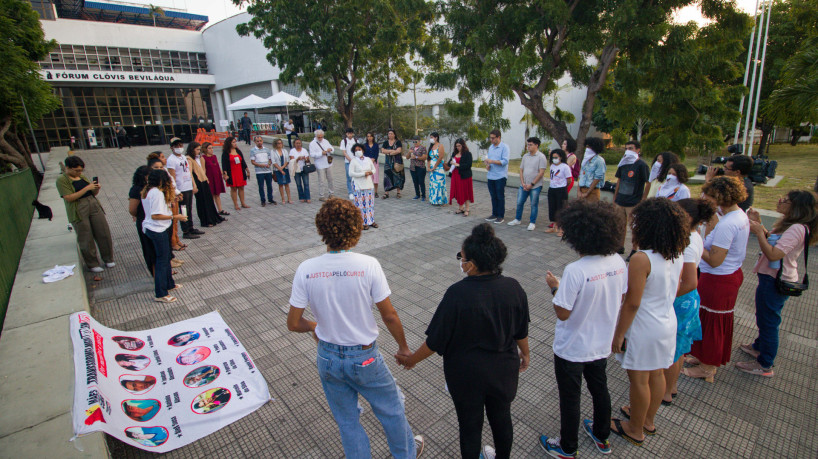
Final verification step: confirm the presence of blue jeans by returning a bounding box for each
[256,173,274,203]
[752,274,790,368]
[286,132,299,148]
[294,171,311,200]
[145,228,175,298]
[345,162,354,195]
[487,178,507,218]
[514,185,542,223]
[317,341,415,458]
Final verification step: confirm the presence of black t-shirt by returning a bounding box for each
[128,184,145,223]
[614,159,650,207]
[73,178,94,199]
[739,176,754,211]
[425,274,529,367]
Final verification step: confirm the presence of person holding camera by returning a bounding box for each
[736,191,817,377]
[57,156,115,274]
[706,155,754,211]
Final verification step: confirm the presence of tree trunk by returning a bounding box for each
[0,116,28,170]
[757,125,773,156]
[513,89,572,148]
[575,44,619,162]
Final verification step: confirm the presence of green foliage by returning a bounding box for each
[234,0,433,127]
[351,97,435,141]
[764,36,818,125]
[598,7,751,158]
[0,0,60,127]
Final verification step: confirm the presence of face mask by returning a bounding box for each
[552,158,560,164]
[173,148,183,155]
[355,151,363,158]
[460,260,470,275]
[667,174,677,181]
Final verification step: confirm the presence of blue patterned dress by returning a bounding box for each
[428,148,448,205]
[673,289,702,361]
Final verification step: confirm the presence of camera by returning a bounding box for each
[711,156,728,165]
[727,144,743,155]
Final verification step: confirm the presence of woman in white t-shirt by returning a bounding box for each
[662,199,714,405]
[546,148,572,236]
[141,169,187,303]
[271,138,293,204]
[348,144,378,229]
[656,163,691,201]
[646,151,680,198]
[685,176,749,383]
[611,198,689,447]
[290,138,311,203]
[736,191,818,377]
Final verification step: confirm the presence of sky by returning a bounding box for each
[125,0,763,27]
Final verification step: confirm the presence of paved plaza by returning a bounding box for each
[73,145,817,458]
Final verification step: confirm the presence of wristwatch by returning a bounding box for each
[550,286,558,295]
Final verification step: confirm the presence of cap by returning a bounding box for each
[410,135,421,141]
[169,137,183,146]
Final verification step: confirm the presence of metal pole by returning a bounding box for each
[733,0,760,145]
[20,96,46,172]
[747,0,773,157]
[742,0,767,153]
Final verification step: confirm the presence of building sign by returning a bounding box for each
[40,70,215,86]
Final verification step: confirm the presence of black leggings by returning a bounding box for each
[410,167,426,198]
[554,355,610,453]
[547,186,568,222]
[446,358,518,458]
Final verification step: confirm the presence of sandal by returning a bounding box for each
[363,225,370,230]
[382,194,389,199]
[241,204,251,208]
[371,223,379,228]
[681,365,716,383]
[219,210,231,216]
[375,192,379,198]
[169,284,182,291]
[154,295,177,303]
[619,407,658,435]
[92,275,103,282]
[610,419,644,446]
[455,209,465,214]
[396,193,402,199]
[172,245,186,251]
[464,211,469,216]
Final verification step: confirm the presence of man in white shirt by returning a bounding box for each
[287,199,425,457]
[341,127,357,199]
[508,137,547,231]
[165,138,203,239]
[250,136,276,206]
[284,118,298,148]
[540,199,626,458]
[309,129,335,201]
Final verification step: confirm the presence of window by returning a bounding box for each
[38,45,209,75]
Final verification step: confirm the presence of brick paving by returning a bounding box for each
[72,145,817,458]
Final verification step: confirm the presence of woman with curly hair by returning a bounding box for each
[610,198,689,447]
[662,198,715,405]
[736,190,818,377]
[398,223,529,459]
[348,143,379,229]
[141,169,186,303]
[448,138,474,216]
[685,176,750,382]
[656,163,691,201]
[286,198,424,457]
[540,200,626,458]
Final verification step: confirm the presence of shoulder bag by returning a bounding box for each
[302,155,317,174]
[775,225,809,296]
[391,143,404,172]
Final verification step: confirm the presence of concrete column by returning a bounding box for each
[270,80,280,94]
[222,89,232,122]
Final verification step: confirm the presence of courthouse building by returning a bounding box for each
[31,0,589,155]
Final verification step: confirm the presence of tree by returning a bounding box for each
[0,0,60,177]
[763,36,818,138]
[598,10,750,158]
[235,0,433,129]
[428,0,746,162]
[148,4,165,27]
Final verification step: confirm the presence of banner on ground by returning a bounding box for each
[69,311,270,453]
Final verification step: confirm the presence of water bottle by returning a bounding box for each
[767,234,781,269]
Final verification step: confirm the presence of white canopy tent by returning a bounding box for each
[226,94,269,111]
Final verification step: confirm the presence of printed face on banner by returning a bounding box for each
[191,387,232,415]
[167,331,200,347]
[69,311,270,453]
[122,399,161,422]
[119,375,157,395]
[183,365,220,388]
[176,346,211,365]
[115,354,151,371]
[112,336,145,351]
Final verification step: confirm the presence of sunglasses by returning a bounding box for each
[456,251,468,261]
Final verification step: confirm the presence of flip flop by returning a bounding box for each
[661,399,673,406]
[610,419,644,446]
[154,295,177,303]
[619,407,657,435]
[169,284,183,291]
[92,275,103,282]
[455,209,465,214]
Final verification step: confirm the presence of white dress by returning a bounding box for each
[617,250,682,371]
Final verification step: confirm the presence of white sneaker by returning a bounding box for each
[105,262,116,268]
[480,445,496,459]
[90,267,104,273]
[414,435,425,457]
[527,223,536,231]
[349,193,355,200]
[507,219,521,226]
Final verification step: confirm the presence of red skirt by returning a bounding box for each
[228,156,246,188]
[566,177,574,194]
[689,269,743,366]
[450,168,474,204]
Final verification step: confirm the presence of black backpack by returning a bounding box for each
[749,157,768,184]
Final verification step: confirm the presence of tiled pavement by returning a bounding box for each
[71,145,817,458]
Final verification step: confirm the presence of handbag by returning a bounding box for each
[774,226,809,296]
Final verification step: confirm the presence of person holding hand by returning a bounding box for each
[287,198,424,458]
[538,199,626,458]
[141,169,186,303]
[57,155,114,274]
[398,223,529,459]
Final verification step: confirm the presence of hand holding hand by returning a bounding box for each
[545,271,559,289]
[749,220,766,236]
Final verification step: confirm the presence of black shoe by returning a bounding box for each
[261,201,266,207]
[190,229,205,235]
[182,233,200,240]
[219,210,230,216]
[485,215,497,221]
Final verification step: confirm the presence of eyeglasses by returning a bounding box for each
[779,197,791,204]
[456,251,465,261]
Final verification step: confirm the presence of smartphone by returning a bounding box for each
[92,176,99,184]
